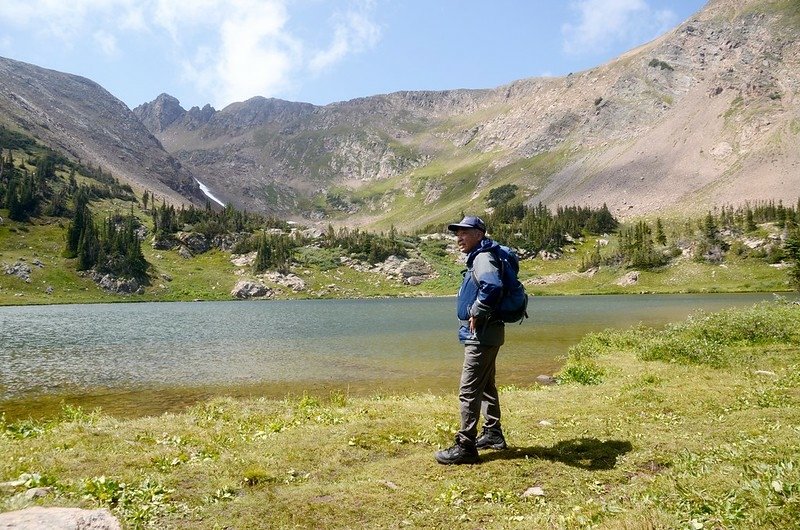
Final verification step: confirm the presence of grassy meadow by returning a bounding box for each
[1,205,794,306]
[1,300,799,528]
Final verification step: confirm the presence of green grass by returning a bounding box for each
[2,212,795,306]
[522,234,791,297]
[2,300,799,528]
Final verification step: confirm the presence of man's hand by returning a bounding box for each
[468,316,477,335]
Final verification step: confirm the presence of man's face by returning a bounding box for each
[455,228,484,253]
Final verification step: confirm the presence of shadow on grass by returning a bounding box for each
[481,437,633,470]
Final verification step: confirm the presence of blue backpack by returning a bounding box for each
[472,245,529,324]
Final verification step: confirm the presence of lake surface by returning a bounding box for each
[0,293,791,419]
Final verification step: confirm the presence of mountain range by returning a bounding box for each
[2,0,799,229]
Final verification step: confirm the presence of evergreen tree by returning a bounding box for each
[253,233,272,274]
[745,207,757,232]
[65,190,90,258]
[785,227,800,290]
[655,218,667,246]
[77,218,99,271]
[702,212,719,243]
[6,178,25,221]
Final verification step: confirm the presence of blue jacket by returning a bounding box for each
[456,238,505,345]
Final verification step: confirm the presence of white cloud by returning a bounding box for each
[561,0,677,56]
[309,8,381,74]
[214,1,300,106]
[93,30,119,57]
[0,0,382,107]
[0,0,138,42]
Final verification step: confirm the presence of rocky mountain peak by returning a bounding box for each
[132,93,186,133]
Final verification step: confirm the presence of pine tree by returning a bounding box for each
[745,207,757,232]
[655,218,667,246]
[253,233,271,274]
[65,190,90,258]
[77,218,99,271]
[785,227,800,290]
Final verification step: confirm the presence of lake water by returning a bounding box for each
[0,293,791,419]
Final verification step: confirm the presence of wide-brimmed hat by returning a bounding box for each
[447,216,486,233]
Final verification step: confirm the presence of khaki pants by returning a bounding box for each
[457,343,501,444]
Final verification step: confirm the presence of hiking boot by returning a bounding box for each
[476,426,507,450]
[434,439,479,465]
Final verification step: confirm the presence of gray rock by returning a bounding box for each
[177,246,193,259]
[3,262,32,283]
[176,231,210,254]
[90,272,141,295]
[398,259,434,279]
[212,232,247,251]
[231,280,271,299]
[538,250,561,261]
[0,507,121,530]
[265,272,306,292]
[230,252,257,267]
[23,486,52,499]
[535,375,557,385]
[151,235,179,250]
[615,271,640,286]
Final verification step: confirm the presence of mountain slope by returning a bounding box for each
[0,56,205,206]
[136,0,800,227]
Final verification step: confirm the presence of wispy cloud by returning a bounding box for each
[93,30,119,57]
[0,0,382,107]
[561,0,677,56]
[309,8,381,74]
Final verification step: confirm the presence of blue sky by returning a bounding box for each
[0,0,706,111]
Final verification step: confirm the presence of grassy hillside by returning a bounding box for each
[2,211,794,306]
[2,300,798,528]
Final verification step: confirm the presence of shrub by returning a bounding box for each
[557,362,605,385]
[648,58,674,71]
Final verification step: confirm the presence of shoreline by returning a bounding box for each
[1,286,796,308]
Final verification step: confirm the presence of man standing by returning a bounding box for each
[435,215,509,465]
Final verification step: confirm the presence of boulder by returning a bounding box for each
[151,235,179,250]
[398,259,434,280]
[95,273,142,294]
[0,507,121,530]
[535,375,557,385]
[538,250,561,261]
[3,262,32,283]
[615,271,640,286]
[212,232,247,251]
[372,256,436,285]
[230,252,257,267]
[231,280,271,299]
[175,231,210,254]
[265,272,306,292]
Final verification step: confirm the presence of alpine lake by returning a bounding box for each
[0,292,794,420]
